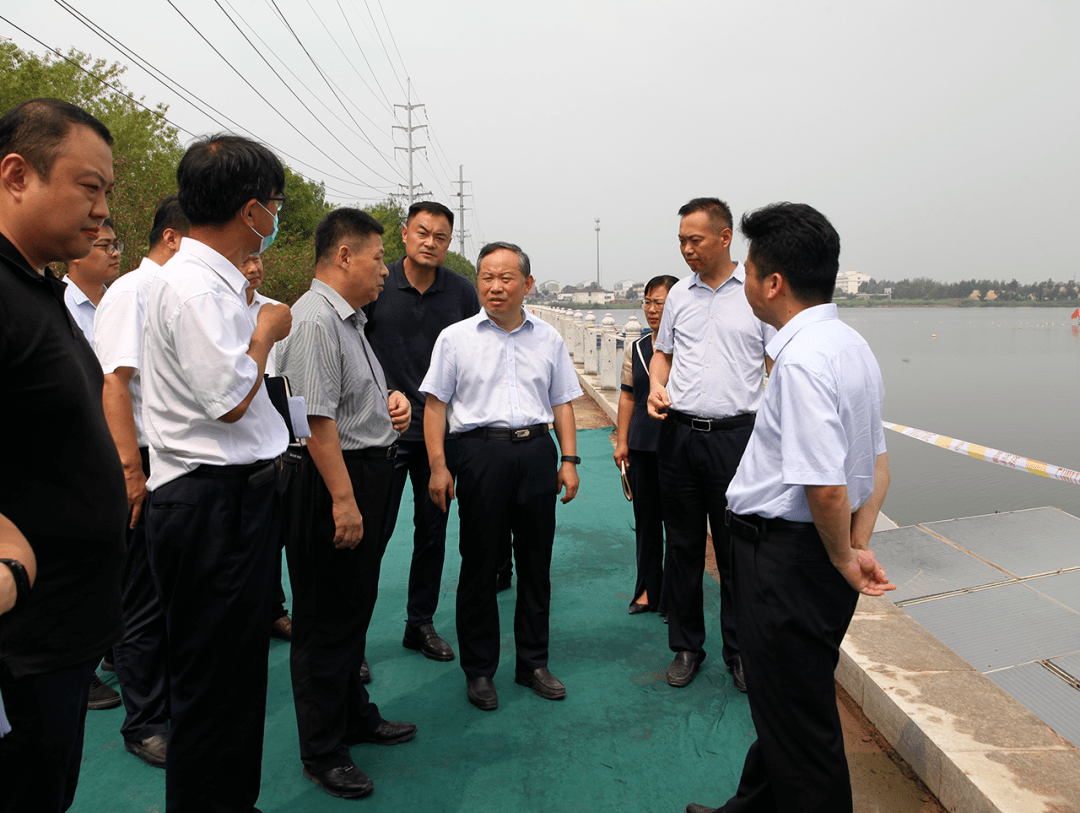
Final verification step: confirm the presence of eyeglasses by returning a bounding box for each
[93,240,124,256]
[267,195,287,211]
[641,298,666,310]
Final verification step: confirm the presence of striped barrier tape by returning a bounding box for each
[883,422,1080,485]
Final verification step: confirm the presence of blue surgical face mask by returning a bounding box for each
[251,201,279,255]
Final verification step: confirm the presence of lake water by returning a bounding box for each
[600,306,1080,527]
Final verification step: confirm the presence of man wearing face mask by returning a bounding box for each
[141,134,291,812]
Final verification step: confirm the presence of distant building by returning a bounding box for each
[834,271,871,295]
[539,280,561,294]
[613,279,637,292]
[572,290,614,305]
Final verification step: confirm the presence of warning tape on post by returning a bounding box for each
[883,421,1080,486]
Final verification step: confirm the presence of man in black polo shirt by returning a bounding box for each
[0,98,126,813]
[363,201,479,665]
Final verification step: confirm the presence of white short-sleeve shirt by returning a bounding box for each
[94,257,161,448]
[142,238,289,489]
[726,303,887,522]
[652,265,774,419]
[420,309,582,434]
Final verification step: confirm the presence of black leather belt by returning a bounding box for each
[725,509,815,541]
[461,424,549,442]
[343,445,398,461]
[192,460,277,478]
[668,409,755,432]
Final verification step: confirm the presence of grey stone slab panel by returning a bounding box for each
[922,507,1080,578]
[904,582,1080,672]
[872,524,1011,603]
[987,662,1080,749]
[1025,569,1080,615]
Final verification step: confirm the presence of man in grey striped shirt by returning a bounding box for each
[277,208,416,800]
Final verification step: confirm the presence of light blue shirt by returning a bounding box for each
[420,309,583,434]
[726,303,887,522]
[63,276,102,349]
[653,264,774,418]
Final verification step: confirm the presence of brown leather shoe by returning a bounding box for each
[270,615,292,642]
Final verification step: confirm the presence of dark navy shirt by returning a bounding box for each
[363,259,480,443]
[0,232,126,677]
[621,333,662,452]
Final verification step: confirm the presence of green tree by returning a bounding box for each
[0,42,185,275]
[364,198,406,262]
[443,250,477,286]
[280,166,331,242]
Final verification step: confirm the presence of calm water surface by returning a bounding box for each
[581,305,1080,526]
[838,308,1080,526]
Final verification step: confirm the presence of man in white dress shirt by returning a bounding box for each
[63,217,121,347]
[94,195,188,768]
[421,242,582,712]
[685,202,893,813]
[141,134,291,813]
[648,198,774,692]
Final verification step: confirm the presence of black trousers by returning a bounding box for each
[0,656,98,813]
[381,438,456,628]
[286,449,394,772]
[113,446,170,743]
[456,433,558,678]
[658,419,753,666]
[719,516,859,813]
[628,449,669,613]
[146,463,280,813]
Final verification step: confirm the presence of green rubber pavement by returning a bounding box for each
[72,428,753,812]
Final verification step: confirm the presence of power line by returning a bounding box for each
[338,0,396,112]
[0,13,194,136]
[205,0,401,186]
[163,0,391,192]
[43,0,389,195]
[263,0,398,178]
[360,0,407,98]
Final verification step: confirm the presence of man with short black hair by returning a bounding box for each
[142,133,292,811]
[364,200,479,664]
[422,241,581,712]
[278,208,416,799]
[63,217,121,347]
[0,97,126,813]
[648,197,774,692]
[685,202,893,813]
[94,194,189,768]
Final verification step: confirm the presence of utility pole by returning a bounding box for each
[595,217,601,288]
[393,80,427,205]
[452,165,471,257]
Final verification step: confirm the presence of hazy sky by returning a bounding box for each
[5,0,1078,287]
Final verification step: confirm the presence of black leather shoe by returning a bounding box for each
[88,674,122,710]
[403,623,455,662]
[730,656,747,693]
[515,667,566,700]
[466,676,498,710]
[666,651,704,688]
[358,658,371,684]
[686,804,715,813]
[349,719,417,746]
[628,601,654,615]
[124,732,167,768]
[303,763,373,798]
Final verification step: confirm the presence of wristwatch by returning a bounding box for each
[560,456,581,464]
[0,559,31,614]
